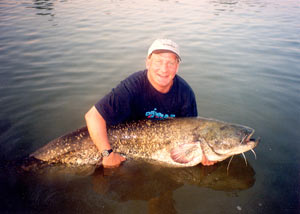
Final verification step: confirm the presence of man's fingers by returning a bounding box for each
[117,153,126,162]
[104,163,120,168]
[102,153,126,168]
[202,153,217,166]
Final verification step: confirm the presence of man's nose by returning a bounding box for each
[160,62,168,73]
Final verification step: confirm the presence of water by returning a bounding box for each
[0,0,299,213]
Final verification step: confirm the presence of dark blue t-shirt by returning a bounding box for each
[95,70,197,125]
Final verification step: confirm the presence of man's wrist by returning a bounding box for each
[101,149,113,157]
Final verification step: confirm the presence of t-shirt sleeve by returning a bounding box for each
[95,80,133,126]
[175,76,198,117]
[189,91,198,116]
[181,90,198,117]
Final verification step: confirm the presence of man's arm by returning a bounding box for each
[85,106,126,168]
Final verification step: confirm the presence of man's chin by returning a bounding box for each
[156,79,171,87]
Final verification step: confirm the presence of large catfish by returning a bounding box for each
[30,117,259,167]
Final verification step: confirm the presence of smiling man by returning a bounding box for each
[85,39,211,168]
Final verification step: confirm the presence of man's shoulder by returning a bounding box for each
[125,70,147,82]
[174,74,194,93]
[118,70,147,94]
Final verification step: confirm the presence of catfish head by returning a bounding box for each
[197,119,259,162]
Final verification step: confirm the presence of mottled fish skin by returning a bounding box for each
[30,117,259,167]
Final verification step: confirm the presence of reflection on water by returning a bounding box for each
[211,0,238,14]
[14,156,255,213]
[210,0,268,15]
[31,0,55,16]
[92,156,255,195]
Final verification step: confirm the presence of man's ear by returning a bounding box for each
[146,57,151,70]
[175,63,179,74]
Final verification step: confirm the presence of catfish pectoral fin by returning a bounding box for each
[170,143,199,164]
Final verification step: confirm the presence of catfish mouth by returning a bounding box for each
[242,129,260,147]
[243,130,255,144]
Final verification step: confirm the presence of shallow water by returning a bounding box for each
[0,0,299,213]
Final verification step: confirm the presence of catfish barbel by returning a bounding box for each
[30,117,259,167]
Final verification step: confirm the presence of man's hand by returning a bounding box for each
[102,152,126,168]
[202,153,217,166]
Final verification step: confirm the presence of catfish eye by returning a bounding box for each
[220,126,228,131]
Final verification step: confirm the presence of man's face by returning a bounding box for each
[146,51,179,93]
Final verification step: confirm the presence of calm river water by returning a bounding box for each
[0,0,299,213]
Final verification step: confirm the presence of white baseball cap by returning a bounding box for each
[147,39,181,61]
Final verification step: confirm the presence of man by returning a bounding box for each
[85,39,215,168]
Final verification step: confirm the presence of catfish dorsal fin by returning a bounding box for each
[170,143,200,164]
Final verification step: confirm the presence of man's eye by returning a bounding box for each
[154,61,162,66]
[168,62,175,67]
